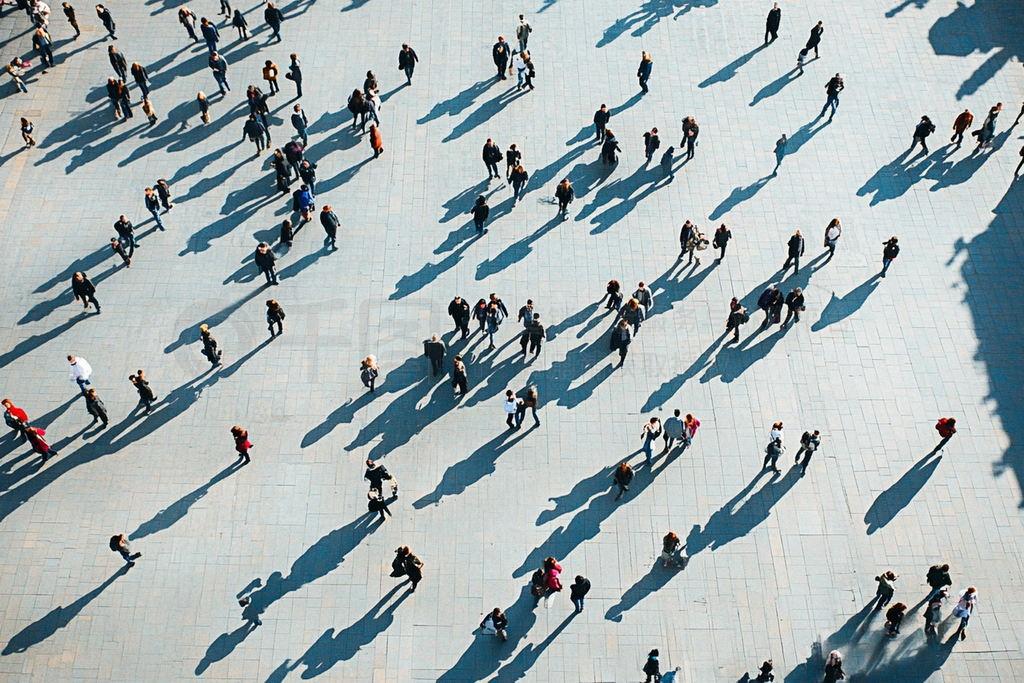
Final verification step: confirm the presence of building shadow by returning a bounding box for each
[597,0,718,47]
[811,275,882,331]
[864,452,942,534]
[129,461,245,540]
[699,44,768,88]
[2,566,128,655]
[928,0,1023,100]
[295,585,410,678]
[413,430,529,508]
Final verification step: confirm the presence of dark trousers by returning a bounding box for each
[686,138,696,159]
[7,423,28,442]
[185,23,198,41]
[496,60,507,78]
[529,338,541,356]
[452,317,468,338]
[485,161,499,178]
[474,217,485,234]
[717,243,727,259]
[429,356,443,376]
[595,123,605,142]
[39,46,54,67]
[81,293,101,311]
[137,80,149,98]
[796,447,814,473]
[452,376,468,394]
[404,65,414,83]
[765,28,778,42]
[268,319,283,335]
[784,253,801,273]
[267,78,279,94]
[783,308,800,325]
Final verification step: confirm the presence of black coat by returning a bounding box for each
[254,248,276,271]
[787,235,805,257]
[482,144,502,164]
[785,291,805,310]
[448,299,470,322]
[593,108,610,126]
[131,63,148,84]
[424,340,446,362]
[109,51,126,73]
[71,276,96,298]
[570,578,591,600]
[320,210,339,237]
[471,204,489,222]
[264,6,283,26]
[492,41,509,66]
[398,47,418,70]
[134,379,156,401]
[806,25,823,48]
[766,7,781,31]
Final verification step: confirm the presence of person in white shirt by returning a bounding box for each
[68,355,93,395]
[511,50,527,89]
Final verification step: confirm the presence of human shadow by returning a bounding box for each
[314,157,373,196]
[857,147,941,206]
[929,0,1023,100]
[301,355,422,448]
[513,450,681,578]
[129,461,245,540]
[0,313,90,370]
[642,331,727,411]
[490,613,575,683]
[29,243,112,296]
[709,174,774,220]
[886,0,929,18]
[749,66,804,107]
[418,79,495,125]
[295,585,410,678]
[597,0,719,47]
[116,100,248,167]
[0,397,82,492]
[536,465,615,526]
[476,216,562,280]
[699,44,768,88]
[683,467,801,559]
[163,287,266,353]
[545,301,602,339]
[523,334,618,411]
[443,86,530,143]
[782,116,831,157]
[413,430,529,508]
[389,237,476,300]
[575,164,672,234]
[605,561,681,622]
[2,566,128,655]
[437,585,539,683]
[811,275,882,332]
[644,258,719,325]
[200,512,381,671]
[928,127,1013,192]
[864,452,942,534]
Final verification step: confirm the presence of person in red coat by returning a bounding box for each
[933,417,956,452]
[231,426,252,464]
[2,399,29,442]
[369,124,383,159]
[26,426,55,464]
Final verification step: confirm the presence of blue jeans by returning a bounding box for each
[516,69,525,88]
[572,597,584,612]
[404,65,414,83]
[513,182,525,201]
[882,258,893,274]
[150,208,164,230]
[820,96,838,118]
[262,266,278,284]
[296,128,308,146]
[214,73,229,92]
[76,377,91,395]
[205,39,217,54]
[642,436,655,464]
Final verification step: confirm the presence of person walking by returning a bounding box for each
[613,461,634,501]
[601,130,621,164]
[113,214,137,256]
[208,51,229,94]
[398,43,418,84]
[84,388,108,427]
[763,437,784,473]
[781,287,804,329]
[823,651,844,683]
[555,178,574,219]
[243,115,268,155]
[116,78,133,119]
[643,127,660,163]
[71,271,100,313]
[130,371,156,413]
[265,299,285,337]
[680,220,703,265]
[130,60,149,98]
[482,138,501,179]
[218,0,230,16]
[451,354,468,397]
[141,97,158,125]
[663,409,684,451]
[33,28,54,68]
[272,150,291,193]
[369,124,383,158]
[200,17,220,53]
[681,116,699,160]
[643,650,661,683]
[713,224,731,260]
[873,570,898,610]
[881,236,899,277]
[95,3,115,38]
[144,187,164,230]
[365,459,398,497]
[773,134,787,173]
[926,563,952,600]
[2,399,30,442]
[805,20,823,58]
[756,286,781,328]
[524,317,545,358]
[290,104,308,145]
[516,14,531,52]
[1015,144,1024,178]
[262,59,279,95]
[503,144,521,184]
[492,36,510,79]
[620,298,645,335]
[765,2,781,43]
[933,417,956,452]
[390,546,410,578]
[68,355,93,395]
[448,296,470,338]
[819,72,843,120]
[684,414,700,449]
[26,425,55,463]
[178,5,198,41]
[972,103,1001,150]
[923,588,948,639]
[110,534,140,567]
[726,298,748,342]
[793,429,821,474]
[783,230,805,274]
[605,279,623,310]
[953,586,978,640]
[951,109,973,145]
[640,417,662,466]
[367,489,392,522]
[423,334,446,376]
[570,575,590,613]
[480,607,508,641]
[231,8,247,39]
[637,51,653,94]
[105,78,123,119]
[9,62,29,95]
[264,1,284,41]
[470,195,489,235]
[404,550,424,591]
[485,301,505,350]
[884,603,907,636]
[360,355,379,392]
[196,91,211,124]
[299,159,317,195]
[823,218,841,260]
[510,165,529,205]
[633,282,654,317]
[503,390,522,429]
[594,104,610,143]
[510,49,528,90]
[611,319,632,366]
[200,324,222,366]
[523,386,540,427]
[317,205,339,251]
[911,115,935,153]
[231,426,251,464]
[661,532,681,567]
[106,232,126,259]
[63,2,81,37]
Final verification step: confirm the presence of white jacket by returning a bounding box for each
[69,358,92,381]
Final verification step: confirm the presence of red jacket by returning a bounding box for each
[27,428,49,453]
[5,405,28,423]
[936,418,956,439]
[234,433,252,453]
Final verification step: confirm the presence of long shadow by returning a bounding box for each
[301,356,422,448]
[389,237,476,300]
[605,561,679,622]
[413,430,529,508]
[597,0,719,47]
[698,44,767,88]
[29,244,112,296]
[129,461,244,540]
[545,301,601,339]
[199,512,381,672]
[296,585,410,678]
[749,67,804,107]
[163,287,266,353]
[314,157,372,196]
[811,275,882,332]
[0,313,90,370]
[929,0,1023,100]
[928,126,1014,192]
[2,566,128,655]
[642,332,726,411]
[536,465,615,526]
[0,396,79,492]
[520,142,591,204]
[116,100,248,167]
[857,147,941,206]
[523,335,617,411]
[709,174,774,220]
[475,216,562,280]
[437,585,539,683]
[864,452,942,534]
[576,164,672,234]
[683,467,801,558]
[490,613,575,683]
[782,116,831,157]
[644,258,719,325]
[443,87,529,143]
[513,450,681,578]
[886,0,929,17]
[418,79,495,125]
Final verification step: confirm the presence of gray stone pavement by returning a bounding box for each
[0,0,1022,680]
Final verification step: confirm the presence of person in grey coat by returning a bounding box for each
[423,334,446,376]
[632,282,654,317]
[254,242,278,284]
[320,205,339,250]
[662,409,684,451]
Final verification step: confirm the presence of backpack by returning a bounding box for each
[109,535,121,552]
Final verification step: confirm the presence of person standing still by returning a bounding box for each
[765,2,781,43]
[266,300,285,337]
[783,230,804,274]
[231,9,248,39]
[612,319,632,366]
[613,462,634,501]
[286,54,302,97]
[824,219,841,260]
[492,36,510,79]
[594,104,610,143]
[423,334,446,376]
[555,178,574,218]
[682,116,699,159]
[262,59,279,95]
[881,236,899,277]
[144,187,164,230]
[643,127,660,163]
[523,386,540,427]
[231,426,252,463]
[399,44,418,84]
[933,417,956,452]
[482,138,502,179]
[570,575,590,613]
[640,417,662,466]
[713,224,731,260]
[643,649,661,683]
[637,51,653,94]
[795,429,820,474]
[448,296,470,338]
[95,4,116,39]
[360,356,379,392]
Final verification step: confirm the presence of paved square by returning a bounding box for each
[0,0,1022,681]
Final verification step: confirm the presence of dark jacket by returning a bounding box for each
[264,6,284,26]
[555,183,574,203]
[131,63,148,84]
[291,110,308,131]
[601,137,621,163]
[680,223,695,246]
[766,6,781,31]
[492,41,510,65]
[320,210,339,236]
[806,25,823,48]
[637,58,652,79]
[284,141,304,164]
[86,394,107,418]
[713,228,732,248]
[109,51,127,74]
[201,22,220,43]
[610,325,632,350]
[71,276,96,298]
[570,578,592,600]
[398,47,418,69]
[528,320,545,343]
[505,148,521,167]
[914,119,935,139]
[114,218,134,237]
[785,291,805,310]
[470,203,489,223]
[787,234,805,257]
[509,168,529,187]
[482,143,501,164]
[232,11,247,28]
[727,306,747,330]
[448,298,470,322]
[883,241,900,260]
[593,108,610,126]
[613,466,634,487]
[299,161,317,185]
[134,379,156,401]
[643,131,660,155]
[209,54,227,74]
[253,248,276,272]
[424,340,446,362]
[243,118,267,140]
[267,304,285,323]
[106,80,120,101]
[145,193,159,211]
